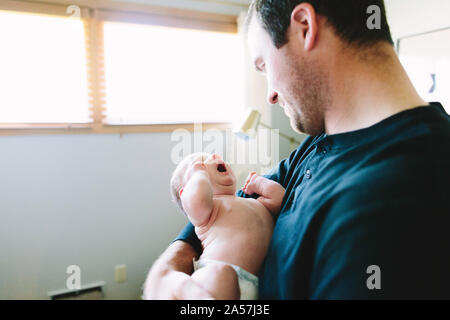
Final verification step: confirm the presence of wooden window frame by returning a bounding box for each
[0,0,239,136]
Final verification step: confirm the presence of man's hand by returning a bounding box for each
[142,240,214,300]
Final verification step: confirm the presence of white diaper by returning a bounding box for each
[193,258,259,300]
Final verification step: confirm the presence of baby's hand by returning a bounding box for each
[242,171,258,195]
[242,171,285,216]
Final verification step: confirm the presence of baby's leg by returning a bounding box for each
[191,262,240,300]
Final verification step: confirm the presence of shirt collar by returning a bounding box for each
[315,102,446,149]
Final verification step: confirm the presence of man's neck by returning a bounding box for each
[324,43,428,135]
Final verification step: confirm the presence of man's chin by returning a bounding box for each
[291,118,306,135]
[292,117,324,136]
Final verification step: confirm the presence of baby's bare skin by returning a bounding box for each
[176,153,285,277]
[196,195,274,275]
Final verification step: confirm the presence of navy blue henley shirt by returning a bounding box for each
[175,102,450,299]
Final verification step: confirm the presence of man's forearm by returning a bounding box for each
[155,240,198,274]
[143,240,200,299]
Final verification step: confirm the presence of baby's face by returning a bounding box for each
[182,154,236,195]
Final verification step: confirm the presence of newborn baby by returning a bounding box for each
[170,152,285,299]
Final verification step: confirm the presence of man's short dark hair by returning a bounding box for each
[248,0,393,48]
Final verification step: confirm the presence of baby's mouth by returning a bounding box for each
[217,163,227,173]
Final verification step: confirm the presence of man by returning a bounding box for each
[144,0,450,299]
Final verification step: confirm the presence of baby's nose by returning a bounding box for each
[208,154,220,162]
[193,161,206,170]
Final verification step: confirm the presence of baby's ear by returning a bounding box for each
[178,188,184,197]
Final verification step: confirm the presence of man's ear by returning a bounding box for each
[290,3,318,51]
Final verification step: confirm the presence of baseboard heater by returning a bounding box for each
[48,281,105,300]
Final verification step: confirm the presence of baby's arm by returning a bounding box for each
[242,172,285,216]
[180,170,214,227]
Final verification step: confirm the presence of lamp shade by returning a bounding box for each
[233,108,261,140]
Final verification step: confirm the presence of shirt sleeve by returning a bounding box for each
[172,222,203,255]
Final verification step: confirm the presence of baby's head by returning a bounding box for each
[170,153,236,214]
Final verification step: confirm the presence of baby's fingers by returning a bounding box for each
[242,171,258,194]
[242,172,255,190]
[244,171,257,185]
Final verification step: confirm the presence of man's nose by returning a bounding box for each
[267,91,279,105]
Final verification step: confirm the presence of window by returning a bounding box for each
[103,22,245,125]
[0,1,242,134]
[0,10,90,123]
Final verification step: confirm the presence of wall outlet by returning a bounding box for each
[114,264,127,283]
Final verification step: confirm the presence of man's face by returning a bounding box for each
[247,14,329,136]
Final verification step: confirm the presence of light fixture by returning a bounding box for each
[233,108,301,145]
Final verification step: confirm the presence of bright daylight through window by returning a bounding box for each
[0,9,244,127]
[0,11,90,123]
[102,22,245,125]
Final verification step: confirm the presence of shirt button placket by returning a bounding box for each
[305,169,312,179]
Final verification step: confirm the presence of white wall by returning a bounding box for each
[385,0,450,42]
[0,133,189,299]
